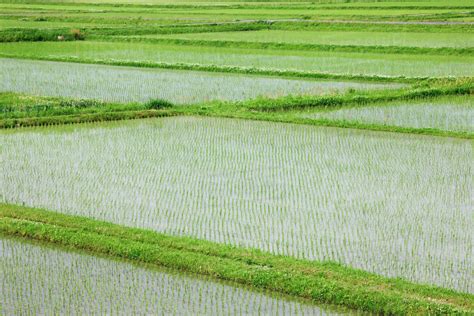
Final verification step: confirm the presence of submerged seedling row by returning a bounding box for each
[1,117,472,293]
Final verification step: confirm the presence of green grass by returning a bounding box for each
[1,203,473,315]
[1,78,472,139]
[0,92,149,119]
[0,27,85,42]
[235,78,473,111]
[2,16,471,35]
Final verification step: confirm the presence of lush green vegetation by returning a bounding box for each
[1,0,473,314]
[2,79,471,139]
[1,204,473,315]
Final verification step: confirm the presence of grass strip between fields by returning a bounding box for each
[1,81,472,139]
[236,81,473,111]
[0,108,180,128]
[208,112,474,139]
[2,109,472,139]
[1,21,472,44]
[0,203,473,315]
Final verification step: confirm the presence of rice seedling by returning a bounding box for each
[0,237,340,315]
[298,95,474,133]
[3,206,472,315]
[1,0,473,312]
[2,41,472,78]
[143,30,474,48]
[0,58,398,104]
[1,116,472,293]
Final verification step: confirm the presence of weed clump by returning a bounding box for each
[145,99,173,109]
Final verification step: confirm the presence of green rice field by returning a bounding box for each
[297,96,474,133]
[2,117,472,293]
[1,237,342,315]
[2,42,472,78]
[1,0,473,313]
[1,3,471,23]
[144,30,474,48]
[0,58,399,103]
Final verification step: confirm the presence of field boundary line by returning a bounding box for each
[1,79,472,139]
[1,203,473,315]
[207,112,474,140]
[0,108,179,128]
[2,111,472,139]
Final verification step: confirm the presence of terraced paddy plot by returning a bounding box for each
[299,96,474,133]
[146,30,474,48]
[1,238,339,315]
[314,0,474,8]
[1,3,467,22]
[3,41,471,78]
[0,58,396,104]
[112,7,470,21]
[2,117,472,293]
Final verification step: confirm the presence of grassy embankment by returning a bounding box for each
[2,20,472,44]
[1,79,472,138]
[1,203,473,315]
